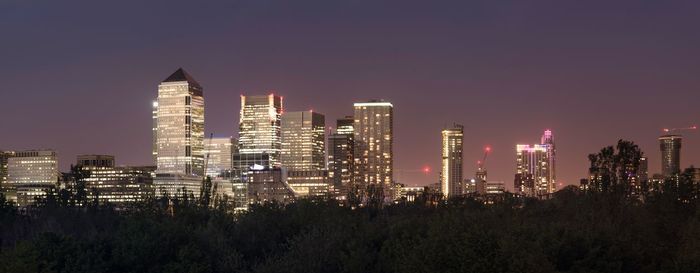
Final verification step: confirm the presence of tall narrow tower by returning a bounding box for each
[441,124,464,198]
[328,116,355,192]
[515,130,556,196]
[353,100,393,193]
[151,100,158,165]
[659,134,682,178]
[154,68,205,197]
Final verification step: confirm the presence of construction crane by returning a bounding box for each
[203,133,214,175]
[476,146,491,171]
[199,133,214,205]
[663,126,697,134]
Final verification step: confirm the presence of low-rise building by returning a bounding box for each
[286,170,332,199]
[77,155,155,205]
[7,150,59,206]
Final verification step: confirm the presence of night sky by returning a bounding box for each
[2,0,700,189]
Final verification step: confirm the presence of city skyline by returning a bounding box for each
[3,1,700,190]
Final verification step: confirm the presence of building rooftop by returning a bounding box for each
[162,68,202,89]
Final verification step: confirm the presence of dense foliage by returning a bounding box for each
[1,189,700,273]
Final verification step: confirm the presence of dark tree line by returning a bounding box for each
[2,190,700,273]
[587,139,700,201]
[1,140,700,272]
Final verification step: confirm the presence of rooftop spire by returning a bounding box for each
[162,68,201,88]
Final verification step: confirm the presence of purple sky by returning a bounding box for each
[2,0,700,189]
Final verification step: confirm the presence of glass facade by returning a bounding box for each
[237,94,283,170]
[154,68,205,197]
[204,137,236,178]
[281,111,326,171]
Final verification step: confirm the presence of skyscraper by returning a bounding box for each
[235,94,283,170]
[440,124,464,198]
[515,130,556,196]
[204,136,237,178]
[152,100,158,164]
[281,110,326,171]
[353,100,393,195]
[659,134,682,178]
[328,117,354,193]
[154,68,205,197]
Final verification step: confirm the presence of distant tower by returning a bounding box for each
[440,124,464,198]
[281,110,326,171]
[236,94,283,170]
[328,116,355,192]
[541,129,556,193]
[154,68,205,197]
[353,100,394,194]
[659,134,682,178]
[515,130,556,196]
[151,100,158,164]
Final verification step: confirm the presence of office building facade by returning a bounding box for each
[281,111,326,171]
[204,137,237,178]
[440,124,464,198]
[236,94,283,170]
[7,150,59,206]
[77,155,154,205]
[659,134,682,178]
[515,130,556,196]
[154,68,205,197]
[353,100,394,193]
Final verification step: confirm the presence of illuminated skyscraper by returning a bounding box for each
[328,117,354,192]
[659,134,682,178]
[152,100,158,164]
[204,137,237,178]
[7,150,59,206]
[440,124,464,198]
[353,100,393,194]
[515,130,556,196]
[154,68,205,197]
[235,94,283,170]
[281,111,326,171]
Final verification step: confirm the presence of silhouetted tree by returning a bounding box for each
[588,139,643,195]
[199,176,213,207]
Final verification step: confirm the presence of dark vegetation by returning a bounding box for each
[1,140,699,273]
